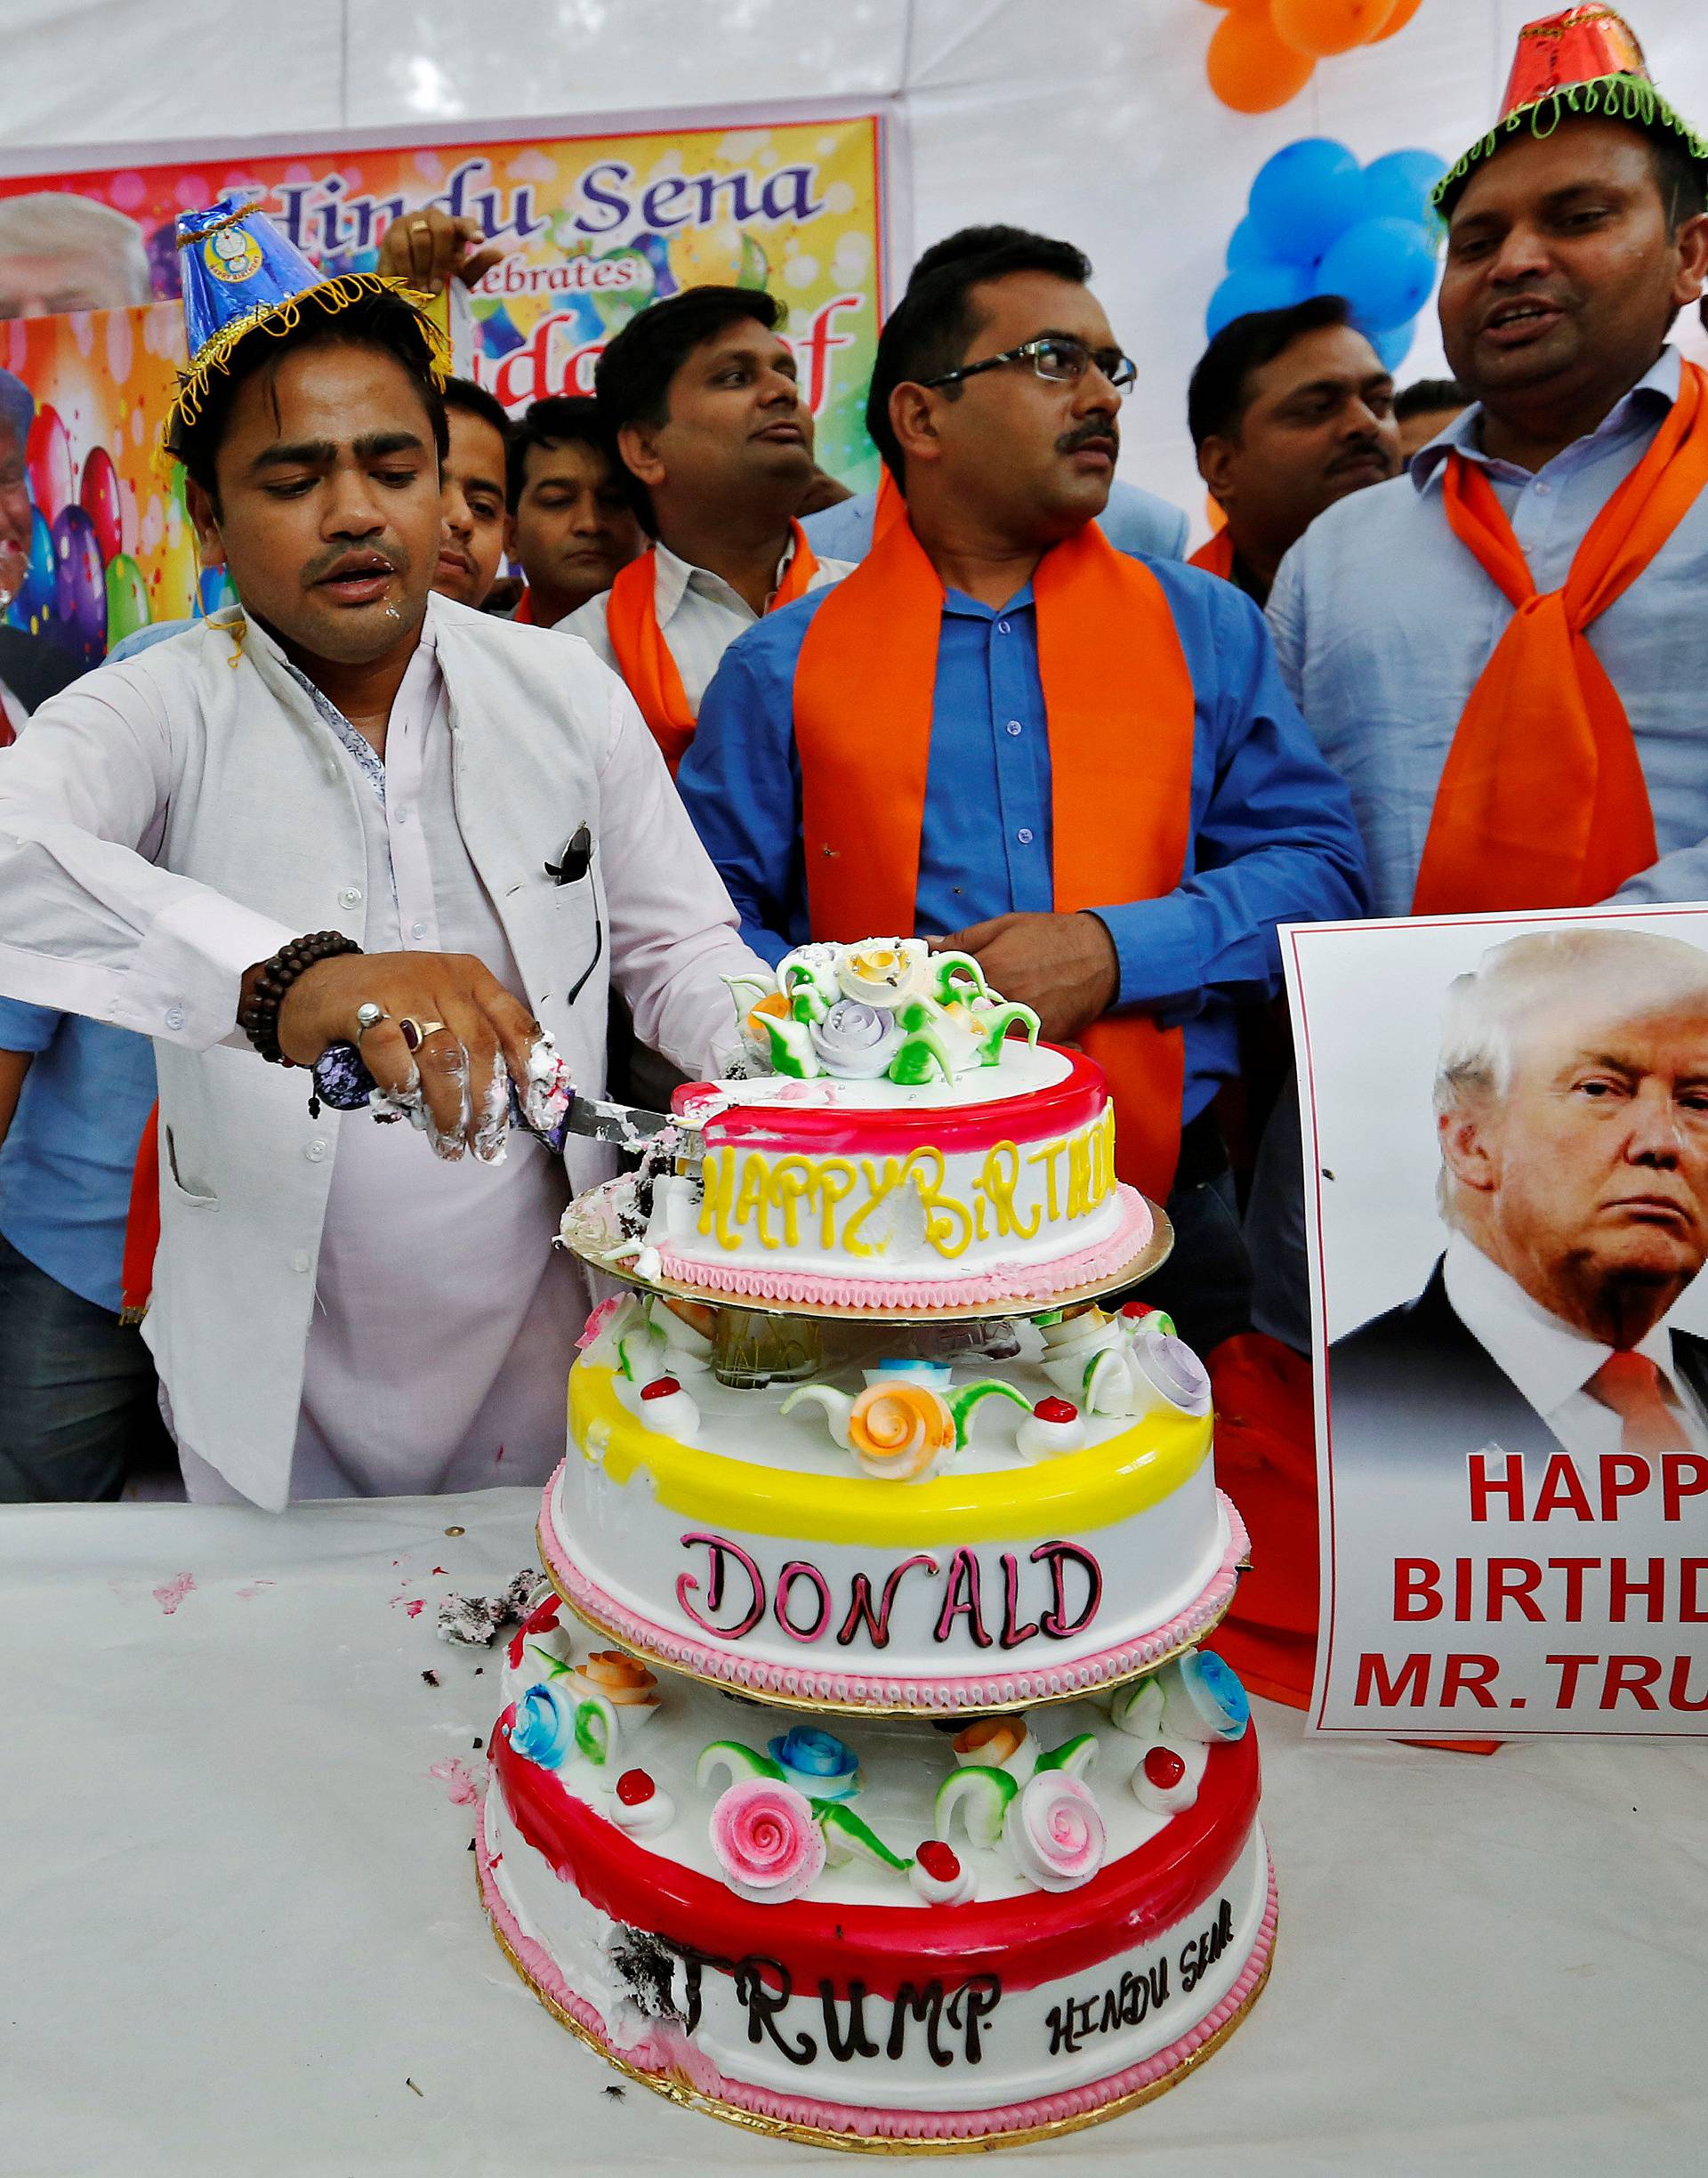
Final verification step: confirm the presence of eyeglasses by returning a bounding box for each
[919,335,1137,396]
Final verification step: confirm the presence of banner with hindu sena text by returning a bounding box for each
[0,109,892,488]
[1289,903,1708,1738]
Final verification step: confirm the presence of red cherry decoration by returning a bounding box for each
[1033,1396,1078,1424]
[616,1769,656,1805]
[916,1840,962,1882]
[1121,1301,1153,1319]
[1143,1746,1186,1790]
[640,1376,681,1401]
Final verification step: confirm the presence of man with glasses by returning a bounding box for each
[678,224,1368,1350]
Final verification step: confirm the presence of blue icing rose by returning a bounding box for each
[512,1683,574,1770]
[1183,1651,1250,1739]
[769,1725,860,1801]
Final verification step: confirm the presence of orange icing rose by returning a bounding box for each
[846,1382,955,1480]
[954,1715,1026,1765]
[583,1650,659,1706]
[745,990,792,1040]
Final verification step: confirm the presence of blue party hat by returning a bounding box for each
[165,196,448,451]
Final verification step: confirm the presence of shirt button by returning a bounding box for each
[409,919,428,940]
[305,1138,327,1163]
[339,887,363,908]
[1016,827,1035,845]
[996,619,1011,634]
[164,1005,186,1030]
[1005,720,1023,737]
[395,809,411,827]
[290,1250,312,1275]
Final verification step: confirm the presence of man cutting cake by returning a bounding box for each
[0,199,761,1509]
[679,225,1370,1348]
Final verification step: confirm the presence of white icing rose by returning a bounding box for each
[1004,1772,1107,1893]
[810,1000,905,1077]
[835,939,929,1009]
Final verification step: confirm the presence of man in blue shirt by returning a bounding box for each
[679,226,1368,1349]
[0,1005,165,1497]
[802,225,1188,567]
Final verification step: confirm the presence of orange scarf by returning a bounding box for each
[1413,360,1708,914]
[792,511,1196,1199]
[1188,527,1237,580]
[605,523,820,774]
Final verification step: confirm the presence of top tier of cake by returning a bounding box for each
[625,940,1154,1312]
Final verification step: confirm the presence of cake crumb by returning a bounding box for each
[421,1669,439,1687]
[405,2078,423,2098]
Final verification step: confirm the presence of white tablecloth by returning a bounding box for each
[5,1488,1704,2176]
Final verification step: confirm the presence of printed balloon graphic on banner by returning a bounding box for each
[1203,0,1432,112]
[103,553,150,647]
[26,404,74,525]
[79,444,125,563]
[12,505,55,633]
[1207,138,1447,375]
[52,504,107,666]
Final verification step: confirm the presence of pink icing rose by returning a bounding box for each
[708,1779,826,1904]
[576,1295,624,1351]
[1006,1772,1107,1893]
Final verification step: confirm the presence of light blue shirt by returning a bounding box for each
[803,477,1190,565]
[1268,348,1708,917]
[0,999,155,1313]
[108,619,196,663]
[680,558,1369,1127]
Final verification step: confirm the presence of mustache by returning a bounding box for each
[302,541,407,585]
[1057,417,1119,456]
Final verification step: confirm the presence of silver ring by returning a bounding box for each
[355,1002,386,1037]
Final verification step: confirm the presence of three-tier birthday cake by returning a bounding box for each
[477,939,1274,2150]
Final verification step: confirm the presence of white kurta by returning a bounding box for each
[0,595,764,1508]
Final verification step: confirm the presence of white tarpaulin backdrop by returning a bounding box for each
[3,0,1707,533]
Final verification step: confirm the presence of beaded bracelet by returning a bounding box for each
[238,930,363,1065]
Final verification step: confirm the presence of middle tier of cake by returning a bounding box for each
[544,1296,1246,1713]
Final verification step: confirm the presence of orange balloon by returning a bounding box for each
[1270,0,1394,57]
[1206,10,1317,111]
[1371,0,1424,37]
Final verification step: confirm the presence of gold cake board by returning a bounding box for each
[481,1854,1277,2156]
[537,1516,1245,1720]
[558,1186,1173,1327]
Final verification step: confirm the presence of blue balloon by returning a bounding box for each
[1225,216,1274,271]
[1248,138,1364,267]
[1205,262,1310,341]
[9,505,54,633]
[1317,215,1440,332]
[1369,321,1417,373]
[1361,148,1449,231]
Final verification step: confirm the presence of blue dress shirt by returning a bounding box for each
[680,556,1369,1126]
[803,478,1190,565]
[0,998,156,1313]
[1269,347,1708,917]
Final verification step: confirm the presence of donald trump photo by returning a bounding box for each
[1330,927,1708,1470]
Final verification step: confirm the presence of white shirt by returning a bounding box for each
[1442,1233,1708,1460]
[0,595,764,1506]
[560,536,851,712]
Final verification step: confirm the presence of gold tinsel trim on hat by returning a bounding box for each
[161,273,450,458]
[1435,74,1708,211]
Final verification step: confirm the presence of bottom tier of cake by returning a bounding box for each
[477,1599,1274,2150]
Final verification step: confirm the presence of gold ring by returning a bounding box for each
[412,219,430,233]
[398,1016,448,1051]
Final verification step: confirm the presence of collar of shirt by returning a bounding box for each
[941,580,1036,620]
[1410,345,1682,496]
[243,601,444,803]
[1442,1230,1688,1419]
[652,535,799,627]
